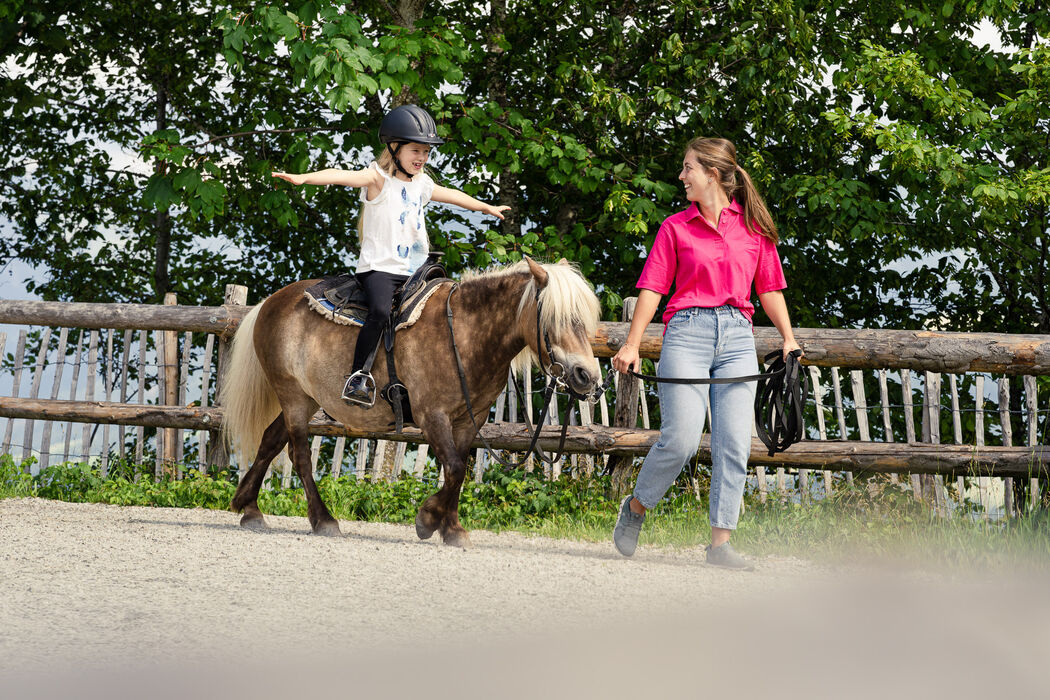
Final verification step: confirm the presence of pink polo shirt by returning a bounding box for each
[637,200,786,326]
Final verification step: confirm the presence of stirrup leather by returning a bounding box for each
[342,370,377,408]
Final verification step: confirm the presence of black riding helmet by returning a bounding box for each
[379,104,445,146]
[380,105,444,178]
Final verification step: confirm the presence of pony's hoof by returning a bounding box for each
[240,513,269,531]
[415,510,437,540]
[313,520,342,537]
[442,528,472,548]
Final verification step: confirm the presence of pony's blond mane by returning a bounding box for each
[461,259,601,375]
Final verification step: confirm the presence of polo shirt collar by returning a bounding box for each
[686,198,742,221]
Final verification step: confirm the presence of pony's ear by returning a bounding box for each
[556,257,569,265]
[524,255,549,288]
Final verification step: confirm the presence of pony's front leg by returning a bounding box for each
[415,417,473,547]
[416,461,471,547]
[416,462,472,546]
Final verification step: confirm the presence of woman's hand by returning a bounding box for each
[612,342,641,375]
[272,172,305,186]
[782,338,803,361]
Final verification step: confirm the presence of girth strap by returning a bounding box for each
[381,337,409,434]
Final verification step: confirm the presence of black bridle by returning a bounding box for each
[445,284,578,469]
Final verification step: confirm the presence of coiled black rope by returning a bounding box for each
[753,349,807,456]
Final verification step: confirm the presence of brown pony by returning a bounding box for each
[221,257,601,546]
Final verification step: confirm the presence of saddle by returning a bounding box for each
[303,252,450,331]
[302,253,452,432]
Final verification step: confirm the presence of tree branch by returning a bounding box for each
[187,126,346,150]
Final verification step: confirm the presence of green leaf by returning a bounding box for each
[142,175,178,211]
[309,53,327,78]
[358,73,379,94]
[173,167,202,193]
[387,54,410,73]
[274,13,298,41]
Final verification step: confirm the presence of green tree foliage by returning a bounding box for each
[823,22,1050,332]
[1,1,1047,334]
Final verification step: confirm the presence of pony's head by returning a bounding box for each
[511,257,602,397]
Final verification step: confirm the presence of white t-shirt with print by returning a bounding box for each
[357,161,435,276]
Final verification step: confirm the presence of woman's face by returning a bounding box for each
[679,151,717,202]
[398,142,432,176]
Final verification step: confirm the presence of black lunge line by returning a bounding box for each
[624,349,807,456]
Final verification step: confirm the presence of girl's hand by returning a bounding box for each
[782,338,803,361]
[272,172,305,186]
[485,204,511,220]
[612,343,641,375]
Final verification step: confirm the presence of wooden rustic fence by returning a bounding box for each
[1,289,1048,515]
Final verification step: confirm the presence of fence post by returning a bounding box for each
[608,297,641,499]
[158,293,179,477]
[206,284,248,472]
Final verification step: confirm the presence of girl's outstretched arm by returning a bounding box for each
[272,168,381,188]
[431,185,510,219]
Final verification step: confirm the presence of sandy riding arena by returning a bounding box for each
[2,498,1047,699]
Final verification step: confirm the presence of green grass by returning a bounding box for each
[3,454,1048,569]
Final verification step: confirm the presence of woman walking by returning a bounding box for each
[611,137,801,569]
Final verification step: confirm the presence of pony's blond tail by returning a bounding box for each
[220,302,281,467]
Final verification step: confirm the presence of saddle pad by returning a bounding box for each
[304,275,451,331]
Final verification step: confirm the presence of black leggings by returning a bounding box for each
[351,270,408,373]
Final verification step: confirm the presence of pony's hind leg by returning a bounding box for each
[231,414,289,530]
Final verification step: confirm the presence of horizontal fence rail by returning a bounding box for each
[0,398,1046,478]
[4,298,1050,373]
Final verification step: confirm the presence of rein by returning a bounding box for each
[445,284,573,469]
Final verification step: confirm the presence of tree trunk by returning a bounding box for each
[153,80,171,301]
[485,0,520,241]
[391,0,427,106]
[154,209,171,301]
[1010,376,1029,513]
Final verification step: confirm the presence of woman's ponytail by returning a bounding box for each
[735,164,778,243]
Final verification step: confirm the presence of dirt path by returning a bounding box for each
[2,498,1046,699]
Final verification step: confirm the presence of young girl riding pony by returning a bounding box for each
[273,105,509,406]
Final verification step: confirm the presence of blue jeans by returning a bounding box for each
[633,306,758,530]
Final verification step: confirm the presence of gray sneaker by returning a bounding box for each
[705,542,754,571]
[613,495,646,557]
